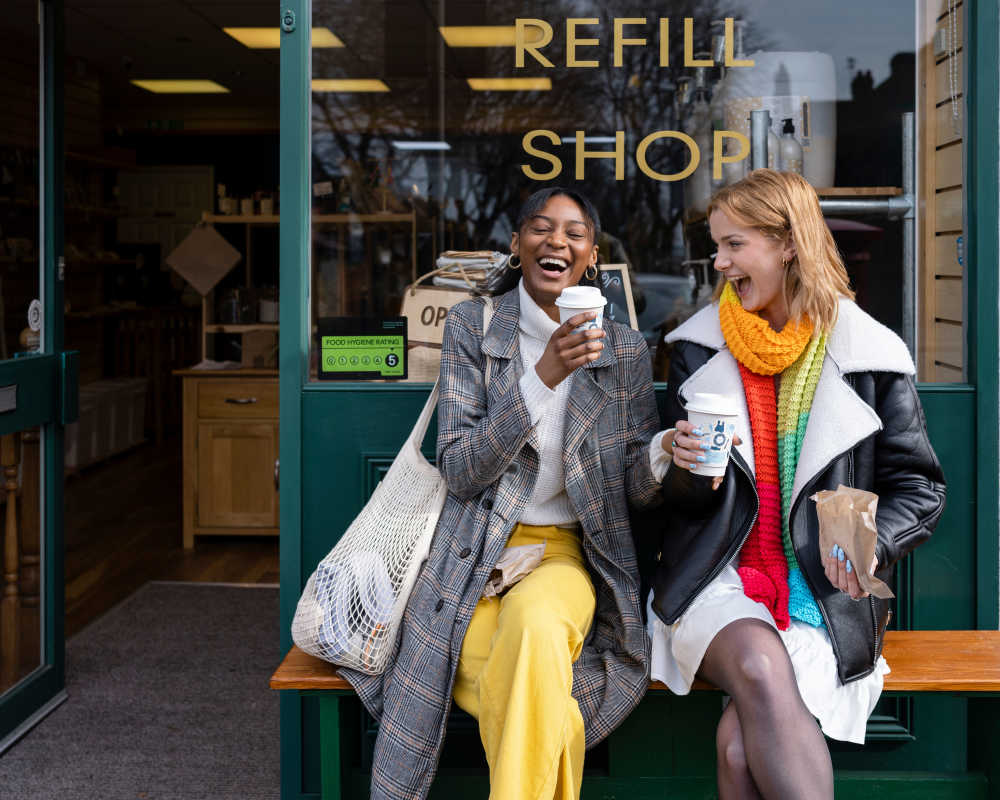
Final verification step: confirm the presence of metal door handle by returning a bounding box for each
[274,459,280,490]
[225,397,257,405]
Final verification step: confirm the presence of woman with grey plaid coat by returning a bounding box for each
[339,187,673,800]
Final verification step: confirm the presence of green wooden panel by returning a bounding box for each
[342,769,987,800]
[300,386,437,571]
[913,387,976,630]
[966,0,1000,630]
[0,355,60,436]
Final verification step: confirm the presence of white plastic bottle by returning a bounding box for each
[778,118,803,174]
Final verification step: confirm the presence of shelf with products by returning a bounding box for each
[196,211,281,369]
[201,207,424,334]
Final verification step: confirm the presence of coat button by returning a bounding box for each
[459,547,471,558]
[435,599,444,612]
[483,499,493,510]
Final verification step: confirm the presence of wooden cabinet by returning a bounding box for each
[179,370,278,548]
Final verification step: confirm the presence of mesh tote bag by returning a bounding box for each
[291,298,493,674]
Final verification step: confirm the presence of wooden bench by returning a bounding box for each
[271,631,1000,800]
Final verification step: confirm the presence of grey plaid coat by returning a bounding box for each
[341,288,664,800]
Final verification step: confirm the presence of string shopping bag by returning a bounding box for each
[291,298,493,674]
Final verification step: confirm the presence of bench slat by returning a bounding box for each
[271,630,1000,694]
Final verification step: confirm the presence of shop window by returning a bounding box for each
[308,0,962,384]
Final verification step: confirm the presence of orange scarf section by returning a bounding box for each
[718,282,814,375]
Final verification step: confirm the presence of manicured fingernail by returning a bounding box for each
[700,443,710,450]
[692,428,704,436]
[837,548,845,562]
[689,463,697,470]
[696,455,706,462]
[829,546,837,558]
[846,560,853,574]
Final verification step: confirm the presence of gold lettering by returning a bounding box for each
[724,18,754,67]
[567,18,600,67]
[684,18,713,67]
[637,131,700,181]
[714,131,750,180]
[574,131,625,180]
[522,130,562,180]
[613,18,646,67]
[659,18,670,67]
[516,19,553,68]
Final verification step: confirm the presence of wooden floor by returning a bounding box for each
[65,437,279,637]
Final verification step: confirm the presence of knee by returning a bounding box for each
[497,601,576,655]
[734,651,798,718]
[737,650,774,685]
[716,714,748,774]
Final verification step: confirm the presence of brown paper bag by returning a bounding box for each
[810,485,894,599]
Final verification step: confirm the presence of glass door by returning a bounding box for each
[0,0,71,750]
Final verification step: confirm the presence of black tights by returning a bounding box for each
[697,619,834,800]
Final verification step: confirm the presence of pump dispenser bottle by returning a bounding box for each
[779,118,803,174]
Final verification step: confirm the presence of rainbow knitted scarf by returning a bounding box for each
[719,283,826,630]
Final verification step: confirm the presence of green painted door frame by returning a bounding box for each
[278,1,1000,796]
[0,0,71,751]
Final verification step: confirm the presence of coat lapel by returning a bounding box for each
[677,349,755,474]
[789,353,881,512]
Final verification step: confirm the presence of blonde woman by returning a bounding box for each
[648,170,945,799]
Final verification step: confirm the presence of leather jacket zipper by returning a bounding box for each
[671,455,760,621]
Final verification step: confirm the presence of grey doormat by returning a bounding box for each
[0,582,280,799]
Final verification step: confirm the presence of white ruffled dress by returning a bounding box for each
[646,564,890,744]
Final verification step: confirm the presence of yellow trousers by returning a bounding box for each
[453,523,596,800]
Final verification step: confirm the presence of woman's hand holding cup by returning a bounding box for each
[534,312,605,389]
[665,419,743,491]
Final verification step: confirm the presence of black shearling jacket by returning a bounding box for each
[651,301,946,684]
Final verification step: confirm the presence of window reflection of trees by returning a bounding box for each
[311,1,758,294]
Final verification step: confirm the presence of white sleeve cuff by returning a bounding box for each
[649,429,674,483]
[520,367,557,425]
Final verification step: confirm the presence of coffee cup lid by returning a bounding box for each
[555,286,607,309]
[686,392,740,416]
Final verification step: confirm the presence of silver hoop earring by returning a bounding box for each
[508,254,521,270]
[585,263,598,280]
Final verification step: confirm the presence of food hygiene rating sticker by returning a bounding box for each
[317,317,407,380]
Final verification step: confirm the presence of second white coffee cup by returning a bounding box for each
[685,392,740,477]
[555,286,607,332]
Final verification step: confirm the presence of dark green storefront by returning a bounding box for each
[277,1,1000,797]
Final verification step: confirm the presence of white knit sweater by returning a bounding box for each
[514,281,671,526]
[516,281,578,525]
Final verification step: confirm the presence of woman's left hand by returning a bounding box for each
[822,545,878,600]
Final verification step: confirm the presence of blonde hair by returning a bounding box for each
[708,169,853,333]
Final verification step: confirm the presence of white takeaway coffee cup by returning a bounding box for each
[685,392,740,477]
[555,286,608,332]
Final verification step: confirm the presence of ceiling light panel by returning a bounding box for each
[439,26,517,47]
[224,27,344,49]
[130,79,230,94]
[311,79,390,92]
[467,78,552,91]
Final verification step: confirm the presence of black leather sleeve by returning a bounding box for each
[660,340,724,512]
[869,372,947,570]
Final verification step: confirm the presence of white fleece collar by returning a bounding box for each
[666,297,915,375]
